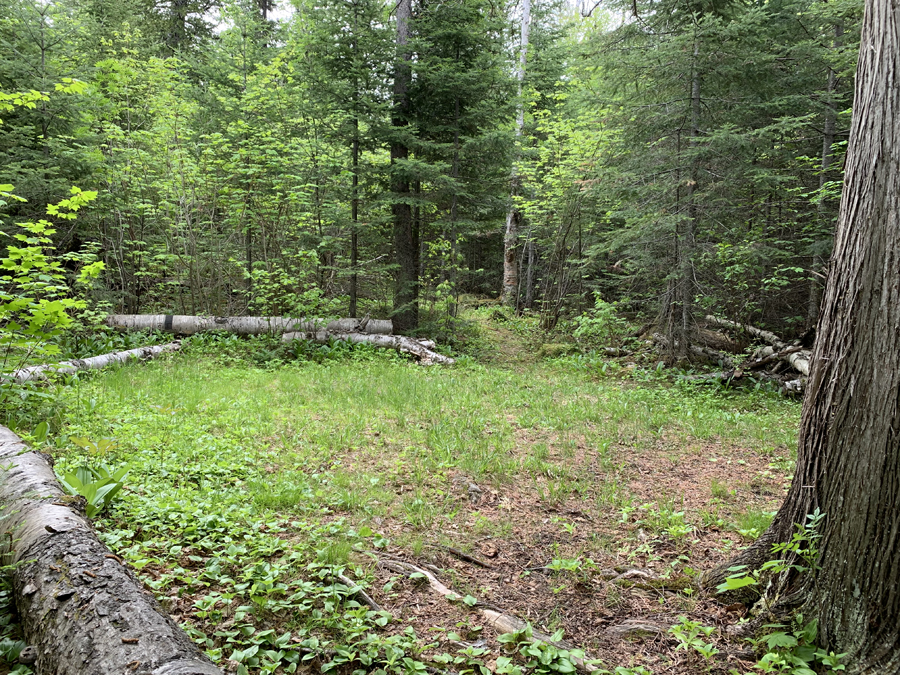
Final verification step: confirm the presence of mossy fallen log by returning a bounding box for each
[0,426,222,675]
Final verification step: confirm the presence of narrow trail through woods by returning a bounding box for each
[471,311,536,367]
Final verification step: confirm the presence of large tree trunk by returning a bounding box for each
[704,0,900,668]
[105,315,393,336]
[10,342,182,383]
[501,0,530,310]
[0,427,222,675]
[391,0,418,333]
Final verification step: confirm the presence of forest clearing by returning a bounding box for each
[1,0,899,667]
[13,312,802,675]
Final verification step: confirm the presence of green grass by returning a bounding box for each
[39,347,801,675]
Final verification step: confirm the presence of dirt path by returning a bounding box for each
[471,310,537,367]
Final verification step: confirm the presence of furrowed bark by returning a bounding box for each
[0,427,222,675]
[707,0,900,666]
[282,331,454,366]
[105,315,393,336]
[9,342,182,383]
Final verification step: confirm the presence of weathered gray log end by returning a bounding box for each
[0,428,222,675]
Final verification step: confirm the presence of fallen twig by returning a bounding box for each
[430,544,494,569]
[377,559,597,673]
[335,572,387,614]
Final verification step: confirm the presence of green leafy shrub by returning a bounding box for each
[572,295,630,349]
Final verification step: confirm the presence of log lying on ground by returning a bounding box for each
[704,315,810,375]
[0,426,222,675]
[282,331,454,366]
[9,342,182,383]
[681,368,803,396]
[105,314,393,336]
[651,333,736,368]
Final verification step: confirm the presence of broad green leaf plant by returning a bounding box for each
[58,463,130,518]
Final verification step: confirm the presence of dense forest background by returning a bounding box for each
[0,0,862,350]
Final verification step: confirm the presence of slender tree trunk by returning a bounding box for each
[808,23,845,329]
[705,0,900,667]
[391,0,417,332]
[448,94,461,318]
[681,39,701,355]
[349,7,361,319]
[350,105,360,318]
[524,236,535,309]
[663,39,700,362]
[502,0,530,309]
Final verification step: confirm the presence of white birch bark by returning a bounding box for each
[105,315,393,336]
[0,426,222,674]
[10,342,182,383]
[281,331,454,365]
[704,315,810,375]
[501,0,530,308]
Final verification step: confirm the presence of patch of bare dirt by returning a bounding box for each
[336,439,785,675]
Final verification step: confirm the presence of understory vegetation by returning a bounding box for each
[0,0,874,666]
[1,311,813,675]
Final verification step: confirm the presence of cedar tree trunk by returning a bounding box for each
[705,0,900,668]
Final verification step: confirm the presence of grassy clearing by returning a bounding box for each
[43,337,800,675]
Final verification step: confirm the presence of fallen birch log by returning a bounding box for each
[378,560,595,673]
[0,426,222,675]
[8,342,182,383]
[651,334,736,368]
[282,331,454,366]
[105,315,393,336]
[681,368,803,395]
[704,316,810,375]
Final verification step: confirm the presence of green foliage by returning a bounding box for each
[572,296,630,349]
[716,509,825,594]
[0,185,104,422]
[748,617,846,675]
[496,625,598,675]
[48,350,804,674]
[57,461,129,517]
[670,616,719,664]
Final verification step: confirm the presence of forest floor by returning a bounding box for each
[44,318,801,675]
